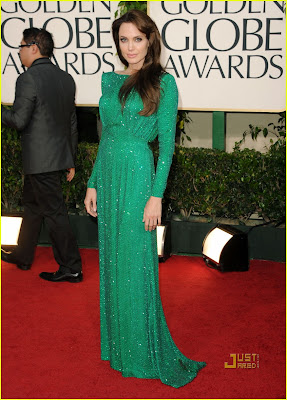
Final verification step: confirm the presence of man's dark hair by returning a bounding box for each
[23,28,54,58]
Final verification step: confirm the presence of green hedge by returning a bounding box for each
[166,146,285,223]
[1,138,285,224]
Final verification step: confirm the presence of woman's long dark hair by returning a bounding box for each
[112,10,165,116]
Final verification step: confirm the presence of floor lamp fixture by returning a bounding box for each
[202,224,249,272]
[157,222,171,263]
[1,216,23,247]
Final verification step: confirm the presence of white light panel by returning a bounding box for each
[203,227,233,264]
[1,216,22,245]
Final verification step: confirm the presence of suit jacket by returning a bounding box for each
[2,58,78,175]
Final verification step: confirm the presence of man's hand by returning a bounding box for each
[66,168,75,182]
[84,188,98,218]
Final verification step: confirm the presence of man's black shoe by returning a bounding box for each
[16,263,31,271]
[1,250,31,270]
[39,269,83,283]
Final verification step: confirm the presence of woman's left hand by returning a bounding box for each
[143,196,162,231]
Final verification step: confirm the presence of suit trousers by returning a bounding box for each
[13,171,82,272]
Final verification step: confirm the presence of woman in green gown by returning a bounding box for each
[84,10,206,388]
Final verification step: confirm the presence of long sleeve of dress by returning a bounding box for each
[87,145,99,189]
[151,74,178,198]
[87,74,108,189]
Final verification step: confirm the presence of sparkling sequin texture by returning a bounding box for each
[88,72,206,388]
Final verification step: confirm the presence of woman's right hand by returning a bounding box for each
[84,188,98,217]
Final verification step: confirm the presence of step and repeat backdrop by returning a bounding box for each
[1,1,285,110]
[149,1,285,110]
[1,1,121,105]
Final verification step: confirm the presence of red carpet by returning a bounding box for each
[1,247,285,399]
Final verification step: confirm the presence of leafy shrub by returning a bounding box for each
[1,129,23,211]
[165,145,285,223]
[115,1,147,17]
[61,142,99,213]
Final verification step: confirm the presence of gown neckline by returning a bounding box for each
[113,71,130,76]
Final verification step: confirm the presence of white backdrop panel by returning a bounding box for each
[1,1,122,105]
[149,1,286,111]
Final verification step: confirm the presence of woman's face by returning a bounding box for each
[118,22,149,71]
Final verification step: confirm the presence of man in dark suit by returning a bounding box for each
[1,28,82,282]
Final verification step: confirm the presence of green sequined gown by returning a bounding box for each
[88,72,206,388]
